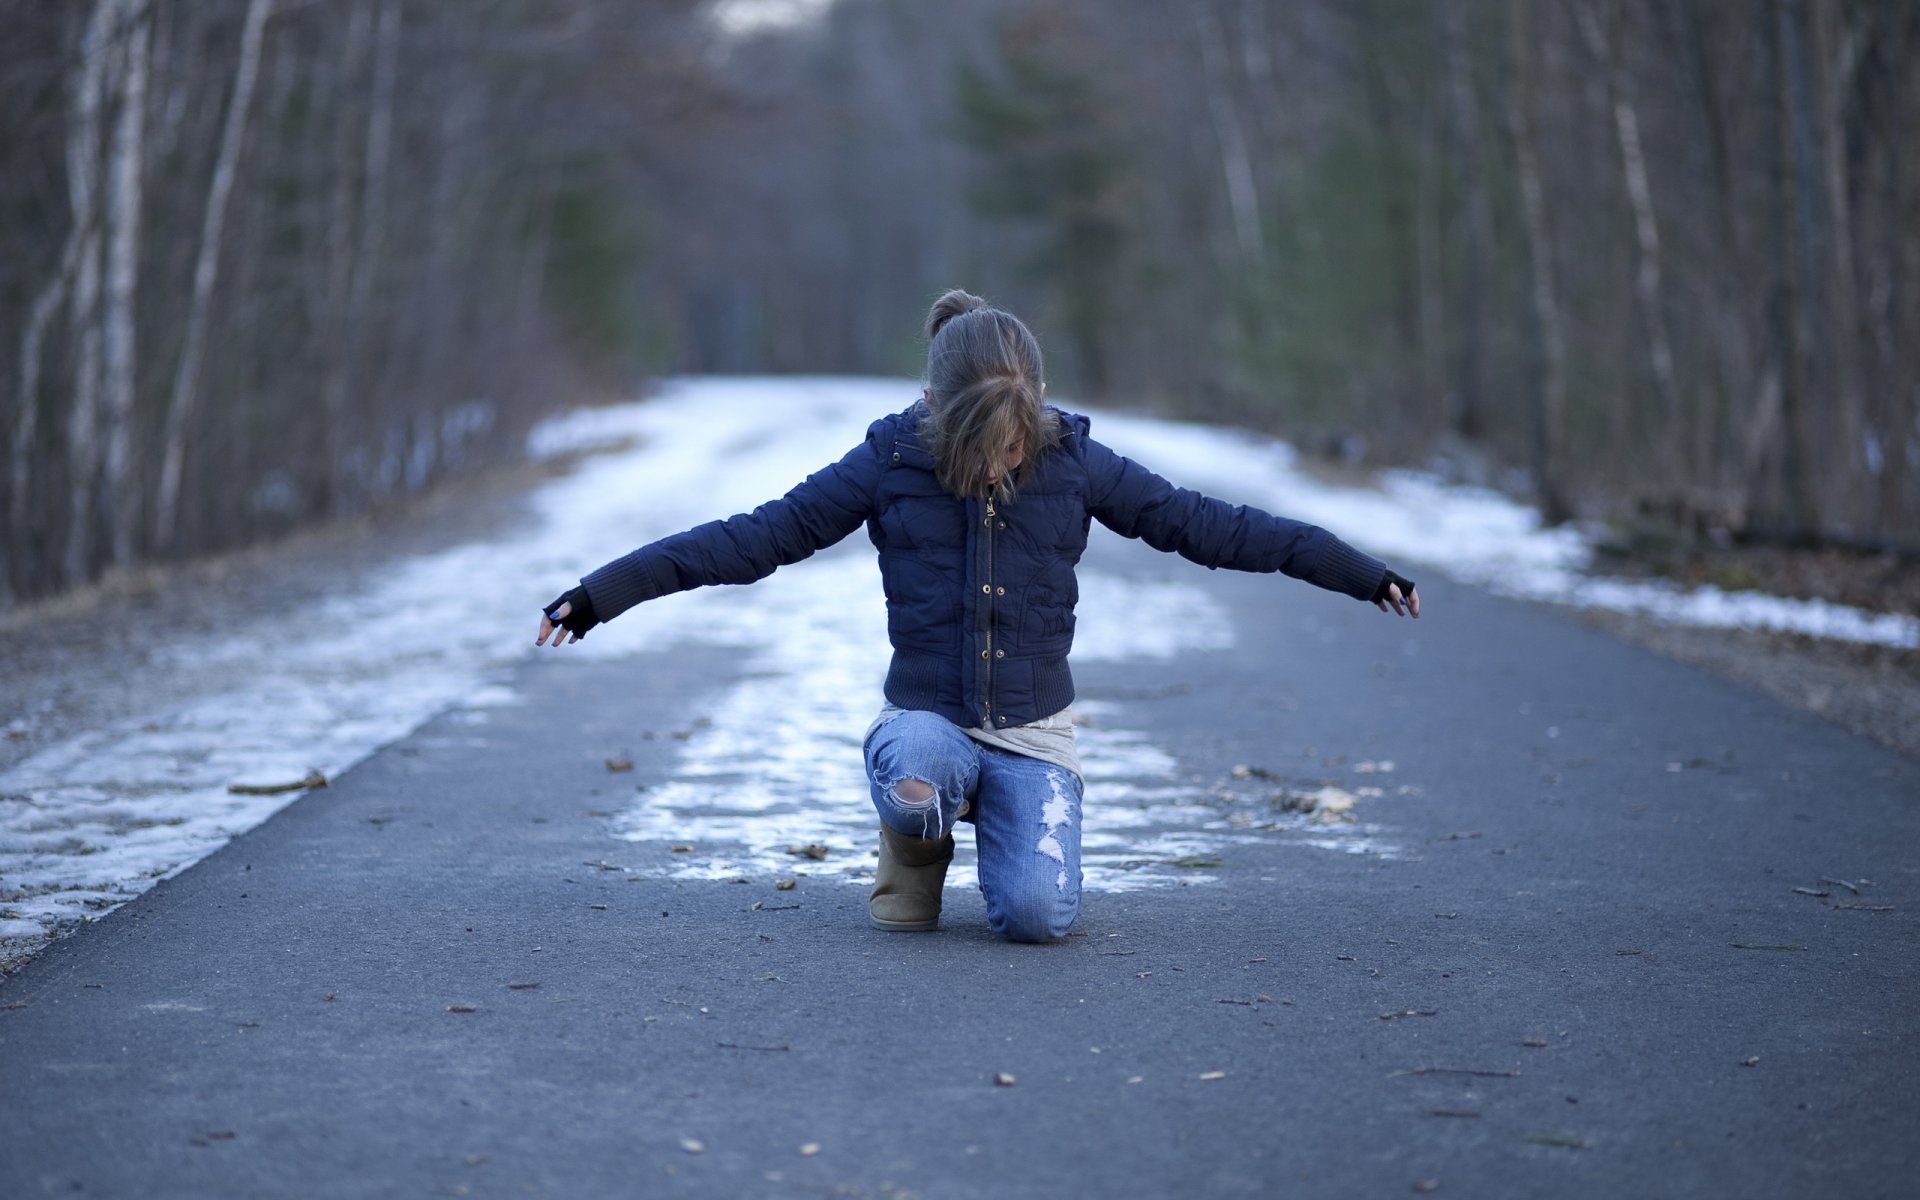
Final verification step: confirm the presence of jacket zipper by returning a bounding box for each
[982,495,996,725]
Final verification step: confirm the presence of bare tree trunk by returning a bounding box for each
[1576,0,1682,478]
[1414,52,1446,430]
[1505,0,1572,525]
[1881,8,1920,537]
[1671,1,1751,508]
[320,0,372,515]
[335,0,401,502]
[153,0,273,552]
[1194,2,1264,264]
[103,0,152,568]
[11,252,74,599]
[1809,0,1867,510]
[1772,0,1822,536]
[64,0,120,588]
[1441,0,1491,441]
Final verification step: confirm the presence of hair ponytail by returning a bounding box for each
[920,289,1061,502]
[926,288,989,339]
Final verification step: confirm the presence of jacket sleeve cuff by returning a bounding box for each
[1309,535,1388,602]
[579,550,672,623]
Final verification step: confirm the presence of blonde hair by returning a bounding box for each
[921,289,1061,502]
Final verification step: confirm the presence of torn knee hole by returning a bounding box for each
[889,778,937,807]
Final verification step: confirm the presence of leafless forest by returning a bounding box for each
[3,0,1916,608]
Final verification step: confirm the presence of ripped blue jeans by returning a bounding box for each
[864,709,1084,943]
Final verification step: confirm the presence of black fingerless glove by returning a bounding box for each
[544,585,600,637]
[1370,569,1417,604]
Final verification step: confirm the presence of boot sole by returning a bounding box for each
[869,914,940,932]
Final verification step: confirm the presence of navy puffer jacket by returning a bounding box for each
[579,402,1387,729]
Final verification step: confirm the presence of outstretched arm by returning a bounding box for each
[1081,436,1392,601]
[534,436,882,645]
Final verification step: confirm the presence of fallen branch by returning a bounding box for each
[226,770,326,796]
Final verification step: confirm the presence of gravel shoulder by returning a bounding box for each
[1577,611,1919,762]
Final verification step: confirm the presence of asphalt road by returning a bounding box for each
[3,532,1916,1199]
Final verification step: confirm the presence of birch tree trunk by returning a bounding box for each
[153,0,273,552]
[63,0,120,587]
[1505,0,1572,525]
[1194,2,1265,265]
[103,0,152,568]
[1576,0,1682,476]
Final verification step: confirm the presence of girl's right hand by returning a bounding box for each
[537,586,599,646]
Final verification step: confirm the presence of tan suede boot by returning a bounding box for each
[869,825,954,932]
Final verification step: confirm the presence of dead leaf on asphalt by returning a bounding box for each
[670,845,694,853]
[606,756,634,772]
[776,878,797,891]
[1742,1056,1760,1067]
[1522,1039,1549,1048]
[446,1005,478,1013]
[1521,1132,1588,1149]
[786,844,830,860]
[507,982,541,990]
